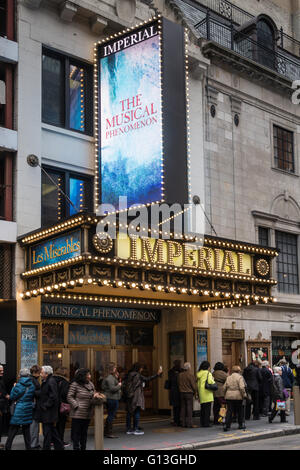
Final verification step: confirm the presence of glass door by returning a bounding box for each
[92,349,111,391]
[137,349,153,410]
[43,349,64,372]
[69,349,88,380]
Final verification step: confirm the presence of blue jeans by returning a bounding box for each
[126,406,141,430]
[106,399,119,424]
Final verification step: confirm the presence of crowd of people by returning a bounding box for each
[0,358,299,450]
[167,358,300,431]
[0,361,162,450]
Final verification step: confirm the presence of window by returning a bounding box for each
[41,166,93,227]
[0,152,13,221]
[0,1,5,38]
[42,49,93,135]
[257,20,275,69]
[273,125,294,173]
[0,157,4,218]
[0,244,12,299]
[258,227,269,247]
[275,231,299,294]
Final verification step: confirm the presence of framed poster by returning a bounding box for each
[247,339,271,365]
[168,331,186,369]
[69,324,111,345]
[194,328,209,372]
[20,325,39,370]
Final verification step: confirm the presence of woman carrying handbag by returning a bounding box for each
[67,368,103,450]
[197,361,217,427]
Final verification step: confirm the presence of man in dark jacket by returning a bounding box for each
[0,364,9,450]
[37,365,64,450]
[243,361,262,420]
[124,363,162,435]
[259,361,273,416]
[279,359,293,416]
[29,365,41,450]
[167,360,183,427]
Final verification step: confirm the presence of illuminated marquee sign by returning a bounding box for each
[95,17,189,210]
[116,235,253,275]
[30,230,81,269]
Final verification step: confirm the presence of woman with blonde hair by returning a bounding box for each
[223,365,247,432]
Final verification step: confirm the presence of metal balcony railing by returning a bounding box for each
[192,0,300,57]
[195,15,300,82]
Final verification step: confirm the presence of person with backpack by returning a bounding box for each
[124,363,163,435]
[5,368,35,450]
[279,359,294,416]
[102,362,122,439]
[53,367,70,447]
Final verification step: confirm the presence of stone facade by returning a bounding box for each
[11,0,300,409]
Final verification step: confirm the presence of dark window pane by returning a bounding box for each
[0,244,12,298]
[69,176,92,216]
[41,169,64,226]
[42,323,64,345]
[273,125,294,173]
[0,0,5,37]
[69,64,85,132]
[0,157,4,218]
[275,231,299,294]
[42,54,64,126]
[258,227,269,247]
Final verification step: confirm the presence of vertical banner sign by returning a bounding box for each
[21,325,38,370]
[96,20,163,209]
[195,329,208,368]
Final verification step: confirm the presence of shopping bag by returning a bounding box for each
[218,405,227,423]
[276,400,286,411]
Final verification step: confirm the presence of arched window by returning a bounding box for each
[257,20,275,69]
[257,20,274,50]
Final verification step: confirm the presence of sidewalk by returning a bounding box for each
[3,405,300,451]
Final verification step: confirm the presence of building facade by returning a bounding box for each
[0,0,299,413]
[0,0,17,386]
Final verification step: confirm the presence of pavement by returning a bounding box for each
[2,403,300,451]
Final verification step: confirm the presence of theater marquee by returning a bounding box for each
[19,214,278,311]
